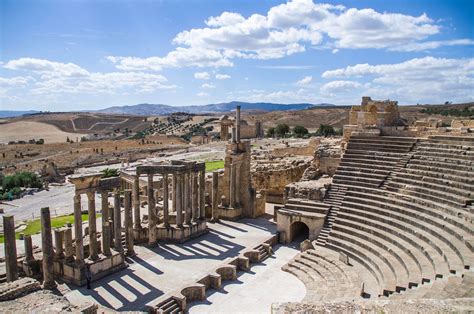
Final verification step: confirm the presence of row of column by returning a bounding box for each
[146,169,206,244]
[74,189,135,265]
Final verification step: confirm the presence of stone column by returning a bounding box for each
[40,207,56,290]
[102,221,111,257]
[113,192,123,252]
[133,175,141,230]
[24,235,35,264]
[175,173,183,227]
[101,191,109,228]
[229,163,236,208]
[192,172,199,222]
[199,170,206,219]
[3,215,18,282]
[54,229,64,259]
[124,190,135,256]
[172,173,177,213]
[236,105,241,142]
[184,171,191,225]
[163,173,170,227]
[73,194,84,265]
[64,227,75,262]
[231,127,237,143]
[212,172,219,222]
[87,191,99,260]
[147,173,157,245]
[235,163,241,206]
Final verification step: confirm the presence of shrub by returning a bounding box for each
[266,127,276,137]
[101,168,119,178]
[293,125,309,137]
[316,124,336,137]
[275,124,290,137]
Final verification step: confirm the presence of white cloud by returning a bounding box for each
[194,71,211,80]
[197,92,209,97]
[389,38,474,52]
[332,49,339,53]
[320,80,362,95]
[215,74,231,80]
[296,75,312,85]
[4,57,89,77]
[4,58,176,96]
[201,83,216,88]
[107,0,472,71]
[322,56,474,103]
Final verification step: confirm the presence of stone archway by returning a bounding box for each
[290,221,309,243]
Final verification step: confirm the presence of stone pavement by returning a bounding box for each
[63,217,279,311]
[188,243,305,313]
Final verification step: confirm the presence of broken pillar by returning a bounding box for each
[40,207,56,290]
[64,227,74,262]
[212,172,219,222]
[3,215,18,282]
[54,228,64,259]
[113,192,123,252]
[124,189,135,256]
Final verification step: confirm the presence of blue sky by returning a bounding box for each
[1,0,473,111]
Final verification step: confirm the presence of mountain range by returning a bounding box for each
[0,101,335,118]
[97,101,334,115]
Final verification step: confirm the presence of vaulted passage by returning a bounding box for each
[290,221,309,243]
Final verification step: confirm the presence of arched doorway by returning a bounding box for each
[290,221,309,243]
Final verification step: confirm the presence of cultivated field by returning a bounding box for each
[0,121,85,144]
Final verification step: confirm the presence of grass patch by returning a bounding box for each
[205,160,225,172]
[0,213,100,243]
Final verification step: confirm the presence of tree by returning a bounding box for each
[293,125,309,138]
[266,127,276,137]
[316,124,336,137]
[275,124,290,137]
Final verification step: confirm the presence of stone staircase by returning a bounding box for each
[154,297,183,314]
[315,185,347,247]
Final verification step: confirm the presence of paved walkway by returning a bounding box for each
[64,218,278,311]
[188,243,305,313]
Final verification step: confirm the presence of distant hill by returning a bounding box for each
[97,101,334,115]
[0,110,40,118]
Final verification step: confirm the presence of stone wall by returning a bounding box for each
[452,119,474,128]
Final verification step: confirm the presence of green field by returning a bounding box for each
[0,213,99,243]
[205,160,225,172]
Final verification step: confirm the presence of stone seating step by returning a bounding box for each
[337,204,450,277]
[394,170,474,192]
[385,181,469,207]
[287,199,332,209]
[325,238,394,296]
[390,174,472,199]
[415,146,474,159]
[336,170,387,180]
[405,163,471,179]
[332,220,424,287]
[339,160,395,172]
[333,176,381,188]
[344,190,474,253]
[343,151,405,161]
[348,139,414,146]
[341,199,468,273]
[428,135,474,144]
[417,141,473,150]
[408,158,474,172]
[413,150,474,161]
[341,185,474,236]
[333,214,433,282]
[351,136,417,142]
[347,144,412,153]
[337,165,391,176]
[323,241,384,296]
[330,227,411,290]
[404,167,474,185]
